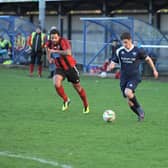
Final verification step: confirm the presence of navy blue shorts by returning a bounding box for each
[120,79,141,97]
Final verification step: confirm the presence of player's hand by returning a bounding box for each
[49,49,55,53]
[153,69,159,79]
[50,49,58,53]
[49,58,54,64]
[107,62,115,71]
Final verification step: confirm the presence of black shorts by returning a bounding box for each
[120,78,141,97]
[55,66,80,84]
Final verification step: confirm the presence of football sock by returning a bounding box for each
[129,96,144,116]
[77,87,88,108]
[29,64,34,74]
[38,65,42,76]
[55,85,68,102]
[130,105,139,116]
[137,107,145,116]
[129,96,140,108]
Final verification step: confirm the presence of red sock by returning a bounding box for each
[29,64,34,74]
[55,85,68,102]
[77,88,88,108]
[38,65,42,76]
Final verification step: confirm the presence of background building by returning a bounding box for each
[0,0,168,74]
[0,0,167,38]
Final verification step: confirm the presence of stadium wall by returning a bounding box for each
[28,14,168,39]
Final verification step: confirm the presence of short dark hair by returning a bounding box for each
[120,32,131,40]
[50,29,60,36]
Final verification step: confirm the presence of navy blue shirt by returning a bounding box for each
[111,46,147,80]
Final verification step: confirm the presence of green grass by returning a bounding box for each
[0,66,168,168]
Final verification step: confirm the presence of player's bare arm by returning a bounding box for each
[47,48,54,63]
[49,48,72,56]
[145,56,159,79]
[107,61,116,71]
[46,48,51,60]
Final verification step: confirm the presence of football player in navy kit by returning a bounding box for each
[108,32,158,121]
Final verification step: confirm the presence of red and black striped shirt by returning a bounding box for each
[46,38,76,70]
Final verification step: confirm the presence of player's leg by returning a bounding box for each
[124,82,144,121]
[37,52,42,77]
[127,97,139,116]
[72,82,89,114]
[125,88,140,114]
[67,67,89,113]
[29,52,35,76]
[120,81,139,116]
[54,69,70,111]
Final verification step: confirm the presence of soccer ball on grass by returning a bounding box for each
[100,71,107,78]
[103,109,116,122]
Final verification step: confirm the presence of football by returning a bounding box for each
[100,71,107,78]
[103,109,116,122]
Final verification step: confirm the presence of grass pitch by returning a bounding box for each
[0,66,168,168]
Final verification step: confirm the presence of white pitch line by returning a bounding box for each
[0,151,72,168]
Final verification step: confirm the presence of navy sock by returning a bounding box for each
[130,105,139,116]
[129,96,145,117]
[129,96,140,108]
[137,107,145,116]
